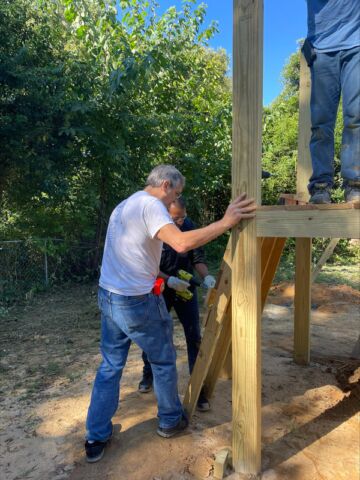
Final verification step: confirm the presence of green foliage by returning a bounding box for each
[0,0,355,295]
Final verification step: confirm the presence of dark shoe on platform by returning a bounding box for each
[197,390,210,412]
[85,438,110,463]
[138,374,153,393]
[344,181,360,203]
[309,183,331,204]
[157,414,189,438]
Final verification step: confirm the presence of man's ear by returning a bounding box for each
[162,180,170,191]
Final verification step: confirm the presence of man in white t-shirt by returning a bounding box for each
[85,164,256,463]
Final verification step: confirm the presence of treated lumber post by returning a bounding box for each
[296,52,312,201]
[294,52,312,365]
[232,0,263,474]
[294,238,312,364]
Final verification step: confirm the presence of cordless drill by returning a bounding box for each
[176,269,201,301]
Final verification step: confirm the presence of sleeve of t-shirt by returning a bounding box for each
[143,198,174,239]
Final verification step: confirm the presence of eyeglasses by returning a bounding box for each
[174,191,182,199]
[173,215,186,222]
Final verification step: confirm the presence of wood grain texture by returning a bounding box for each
[182,246,232,417]
[257,204,360,238]
[294,237,312,364]
[232,0,263,473]
[296,52,312,201]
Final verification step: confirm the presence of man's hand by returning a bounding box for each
[221,193,256,229]
[167,276,190,292]
[203,275,216,289]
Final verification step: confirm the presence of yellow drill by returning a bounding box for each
[176,270,201,301]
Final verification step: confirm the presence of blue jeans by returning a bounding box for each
[308,46,360,192]
[86,287,183,441]
[142,287,202,377]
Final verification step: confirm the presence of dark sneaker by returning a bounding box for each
[344,181,360,203]
[157,414,189,438]
[85,438,110,463]
[138,374,153,393]
[309,183,331,204]
[197,390,210,412]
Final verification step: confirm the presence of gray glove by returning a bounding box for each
[203,275,216,289]
[167,276,190,292]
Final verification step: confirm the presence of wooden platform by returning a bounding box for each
[257,203,360,238]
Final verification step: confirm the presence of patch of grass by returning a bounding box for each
[66,371,83,383]
[275,260,359,289]
[315,265,359,289]
[42,361,62,376]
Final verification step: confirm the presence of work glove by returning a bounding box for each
[167,276,190,292]
[203,275,216,289]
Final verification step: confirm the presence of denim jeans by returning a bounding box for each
[142,287,202,377]
[86,287,183,441]
[308,46,360,192]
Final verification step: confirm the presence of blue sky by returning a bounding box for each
[150,1,308,105]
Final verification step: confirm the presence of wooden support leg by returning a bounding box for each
[182,248,232,418]
[203,303,232,398]
[294,238,312,365]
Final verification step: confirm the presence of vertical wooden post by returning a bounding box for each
[296,52,312,202]
[232,0,263,474]
[294,52,312,365]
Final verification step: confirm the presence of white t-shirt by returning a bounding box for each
[99,191,173,295]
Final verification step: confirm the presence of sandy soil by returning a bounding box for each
[0,282,359,480]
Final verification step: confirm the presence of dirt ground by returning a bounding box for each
[0,282,359,480]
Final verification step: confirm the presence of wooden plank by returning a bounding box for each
[214,448,232,480]
[232,0,262,474]
[312,238,340,282]
[293,52,313,366]
[257,204,360,238]
[182,246,232,418]
[294,238,312,364]
[261,237,286,308]
[204,302,232,398]
[296,52,312,202]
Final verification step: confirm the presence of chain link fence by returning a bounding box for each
[0,239,100,308]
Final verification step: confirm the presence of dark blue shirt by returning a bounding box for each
[160,218,205,277]
[306,0,360,52]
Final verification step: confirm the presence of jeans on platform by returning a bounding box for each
[142,287,201,377]
[86,287,183,441]
[308,46,360,192]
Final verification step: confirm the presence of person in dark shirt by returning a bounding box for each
[138,197,215,411]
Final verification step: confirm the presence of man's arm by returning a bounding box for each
[156,193,256,253]
[194,262,209,279]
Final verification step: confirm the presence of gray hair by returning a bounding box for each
[145,164,185,189]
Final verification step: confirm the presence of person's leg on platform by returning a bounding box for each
[340,46,360,202]
[308,50,341,203]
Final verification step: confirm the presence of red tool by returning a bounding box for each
[152,277,165,296]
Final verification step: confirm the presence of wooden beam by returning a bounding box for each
[232,0,262,474]
[261,237,286,308]
[256,204,360,239]
[203,302,232,398]
[294,53,313,366]
[296,52,312,202]
[294,238,312,364]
